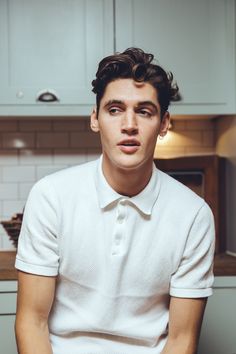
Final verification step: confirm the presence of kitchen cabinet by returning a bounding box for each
[0,0,114,116]
[198,277,236,354]
[0,281,17,354]
[0,0,235,117]
[0,277,236,353]
[115,0,236,115]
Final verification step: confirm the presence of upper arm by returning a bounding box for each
[16,270,56,323]
[168,296,207,346]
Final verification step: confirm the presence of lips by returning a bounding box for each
[118,139,140,147]
[117,139,140,153]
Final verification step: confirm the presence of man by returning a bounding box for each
[15,48,215,354]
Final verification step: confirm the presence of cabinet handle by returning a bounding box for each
[36,89,59,102]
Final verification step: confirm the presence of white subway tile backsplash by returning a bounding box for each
[36,165,67,180]
[70,132,101,148]
[53,119,87,132]
[53,149,87,165]
[2,234,15,250]
[3,200,25,217]
[0,150,18,165]
[37,132,69,148]
[3,166,35,182]
[0,220,15,249]
[19,149,53,165]
[0,225,4,249]
[0,183,18,199]
[2,132,35,149]
[19,183,34,200]
[19,119,52,132]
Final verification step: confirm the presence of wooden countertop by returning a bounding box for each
[1,251,236,281]
[0,251,17,280]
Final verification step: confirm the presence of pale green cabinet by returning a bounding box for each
[0,0,235,116]
[0,281,17,354]
[115,0,235,115]
[0,278,236,353]
[198,277,236,354]
[0,0,114,116]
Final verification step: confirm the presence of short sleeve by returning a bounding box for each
[15,177,60,276]
[170,202,215,298]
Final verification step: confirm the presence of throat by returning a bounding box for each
[102,162,152,197]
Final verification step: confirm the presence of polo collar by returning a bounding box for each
[95,156,161,215]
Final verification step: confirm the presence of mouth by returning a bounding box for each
[118,139,140,146]
[117,139,140,153]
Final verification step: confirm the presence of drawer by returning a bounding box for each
[0,293,17,314]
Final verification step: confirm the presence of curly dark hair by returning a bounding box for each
[92,47,180,118]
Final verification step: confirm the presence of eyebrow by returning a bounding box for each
[103,99,159,113]
[103,100,124,108]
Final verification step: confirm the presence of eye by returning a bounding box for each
[138,109,153,117]
[108,107,123,115]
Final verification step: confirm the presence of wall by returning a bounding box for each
[0,118,216,250]
[215,116,236,254]
[154,119,215,158]
[0,118,101,249]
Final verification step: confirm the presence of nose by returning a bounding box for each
[121,110,138,135]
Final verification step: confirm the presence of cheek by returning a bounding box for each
[99,125,116,144]
[141,125,160,142]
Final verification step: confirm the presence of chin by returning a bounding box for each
[113,155,151,171]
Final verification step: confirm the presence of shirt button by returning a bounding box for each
[115,231,122,243]
[117,212,125,223]
[117,216,124,224]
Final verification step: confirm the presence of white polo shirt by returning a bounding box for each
[15,156,215,354]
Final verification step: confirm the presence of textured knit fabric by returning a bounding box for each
[15,156,215,354]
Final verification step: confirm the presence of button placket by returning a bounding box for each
[111,199,127,256]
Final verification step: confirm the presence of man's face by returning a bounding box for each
[90,78,169,176]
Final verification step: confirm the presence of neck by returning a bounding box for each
[102,160,153,197]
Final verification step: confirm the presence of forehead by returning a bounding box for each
[101,78,159,105]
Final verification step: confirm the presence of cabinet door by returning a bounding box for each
[0,0,114,116]
[115,0,235,115]
[198,277,236,354]
[0,315,17,354]
[0,283,17,354]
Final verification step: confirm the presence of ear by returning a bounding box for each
[159,111,170,138]
[90,107,100,132]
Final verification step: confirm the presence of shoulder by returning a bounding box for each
[46,158,97,183]
[157,168,206,212]
[29,159,98,201]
